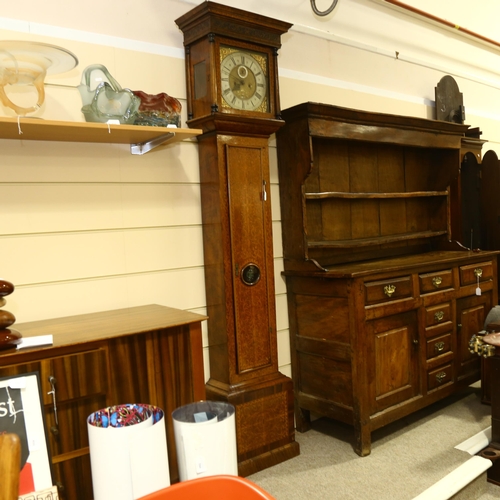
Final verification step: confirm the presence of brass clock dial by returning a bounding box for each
[220,48,268,112]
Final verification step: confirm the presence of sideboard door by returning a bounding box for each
[366,310,420,414]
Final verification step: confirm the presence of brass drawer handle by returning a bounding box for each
[436,371,447,384]
[474,268,483,279]
[384,284,396,297]
[47,375,59,426]
[434,311,444,322]
[435,341,445,353]
[432,276,443,288]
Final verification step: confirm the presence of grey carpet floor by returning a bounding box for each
[249,384,500,499]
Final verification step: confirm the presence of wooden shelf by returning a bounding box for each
[307,230,449,249]
[305,191,449,200]
[0,116,202,154]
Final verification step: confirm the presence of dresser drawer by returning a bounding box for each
[419,269,453,294]
[428,364,453,391]
[425,303,452,327]
[460,261,494,286]
[426,333,452,360]
[364,276,412,305]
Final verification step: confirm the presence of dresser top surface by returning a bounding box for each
[285,250,500,279]
[1,304,207,361]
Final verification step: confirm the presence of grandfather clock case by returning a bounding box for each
[175,2,299,475]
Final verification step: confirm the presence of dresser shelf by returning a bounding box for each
[304,190,449,199]
[0,116,202,154]
[307,230,450,250]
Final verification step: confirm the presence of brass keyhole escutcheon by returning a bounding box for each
[436,371,447,383]
[435,341,445,353]
[434,311,444,322]
[432,276,442,288]
[384,284,396,297]
[474,268,483,279]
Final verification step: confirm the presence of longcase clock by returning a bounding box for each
[175,2,299,475]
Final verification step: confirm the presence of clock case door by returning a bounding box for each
[199,133,278,385]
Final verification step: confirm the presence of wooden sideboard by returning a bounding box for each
[0,304,206,499]
[276,102,499,456]
[283,251,498,456]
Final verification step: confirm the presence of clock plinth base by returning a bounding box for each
[238,441,301,478]
[206,372,300,476]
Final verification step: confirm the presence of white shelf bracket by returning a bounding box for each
[130,132,175,155]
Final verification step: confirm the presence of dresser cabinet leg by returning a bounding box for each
[354,422,371,456]
[295,407,312,432]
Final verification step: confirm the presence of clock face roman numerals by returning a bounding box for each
[220,49,268,112]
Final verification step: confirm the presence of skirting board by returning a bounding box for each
[412,456,492,500]
[411,428,493,500]
[455,426,492,456]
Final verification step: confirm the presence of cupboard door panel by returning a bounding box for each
[53,455,93,500]
[46,395,107,457]
[367,311,419,413]
[456,292,491,381]
[45,348,109,403]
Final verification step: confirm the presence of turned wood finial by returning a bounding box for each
[0,279,22,350]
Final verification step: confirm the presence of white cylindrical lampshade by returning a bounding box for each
[87,404,170,500]
[172,401,238,481]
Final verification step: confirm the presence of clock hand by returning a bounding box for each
[229,74,245,89]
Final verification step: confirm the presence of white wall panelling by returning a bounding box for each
[2,0,500,380]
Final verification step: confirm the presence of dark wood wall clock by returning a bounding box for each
[175,2,299,475]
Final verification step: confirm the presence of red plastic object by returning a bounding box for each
[138,475,275,500]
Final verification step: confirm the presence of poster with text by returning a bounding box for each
[0,372,53,495]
